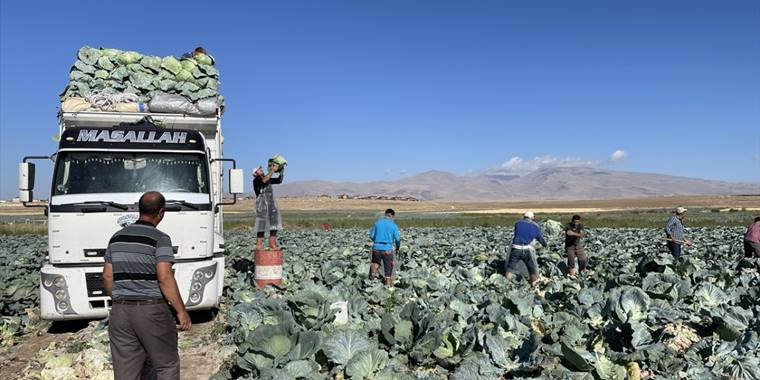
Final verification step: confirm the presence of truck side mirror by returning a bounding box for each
[19,162,35,202]
[229,169,244,194]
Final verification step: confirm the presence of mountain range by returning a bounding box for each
[274,167,760,201]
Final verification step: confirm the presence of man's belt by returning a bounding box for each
[112,298,166,305]
[512,244,533,250]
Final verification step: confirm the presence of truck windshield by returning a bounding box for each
[53,152,209,195]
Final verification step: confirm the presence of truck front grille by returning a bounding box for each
[85,273,106,297]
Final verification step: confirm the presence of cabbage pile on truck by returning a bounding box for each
[59,46,224,116]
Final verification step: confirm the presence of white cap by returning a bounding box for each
[524,211,535,219]
[676,207,687,214]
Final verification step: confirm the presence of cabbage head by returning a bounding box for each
[117,51,143,65]
[161,56,183,75]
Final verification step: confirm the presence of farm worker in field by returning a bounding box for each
[253,160,285,251]
[102,191,190,380]
[505,211,547,288]
[369,209,401,286]
[665,207,692,260]
[743,216,760,258]
[565,214,587,276]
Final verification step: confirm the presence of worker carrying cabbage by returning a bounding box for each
[564,214,587,276]
[369,209,401,286]
[253,155,287,250]
[505,211,547,288]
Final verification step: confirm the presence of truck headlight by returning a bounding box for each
[41,273,77,315]
[185,262,217,307]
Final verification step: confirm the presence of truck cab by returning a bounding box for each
[19,111,243,320]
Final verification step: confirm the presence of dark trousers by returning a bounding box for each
[370,250,395,278]
[109,303,179,380]
[505,248,538,275]
[667,241,682,260]
[566,245,587,271]
[745,240,760,258]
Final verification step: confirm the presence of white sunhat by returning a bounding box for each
[676,207,688,214]
[524,211,535,219]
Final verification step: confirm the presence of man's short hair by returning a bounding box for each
[139,191,165,216]
[572,214,581,221]
[385,209,395,216]
[755,216,760,223]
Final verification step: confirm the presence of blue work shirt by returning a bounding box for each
[512,218,547,247]
[369,216,401,251]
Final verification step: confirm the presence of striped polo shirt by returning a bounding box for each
[104,220,175,300]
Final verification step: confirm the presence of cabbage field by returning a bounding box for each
[2,226,760,380]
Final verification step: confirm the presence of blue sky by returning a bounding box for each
[1,1,759,199]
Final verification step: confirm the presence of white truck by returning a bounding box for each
[18,111,243,320]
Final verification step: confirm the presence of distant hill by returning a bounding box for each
[275,167,760,201]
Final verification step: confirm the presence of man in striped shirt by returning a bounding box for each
[665,207,692,260]
[103,191,190,380]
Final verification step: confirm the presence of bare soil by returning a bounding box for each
[229,195,760,214]
[1,332,63,379]
[178,313,227,380]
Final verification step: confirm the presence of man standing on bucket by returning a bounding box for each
[665,207,692,260]
[369,209,401,286]
[253,158,285,251]
[505,211,547,288]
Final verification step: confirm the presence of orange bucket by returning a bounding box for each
[254,249,283,287]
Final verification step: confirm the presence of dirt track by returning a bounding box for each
[0,313,224,379]
[235,195,760,213]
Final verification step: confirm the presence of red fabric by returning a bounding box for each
[745,221,760,243]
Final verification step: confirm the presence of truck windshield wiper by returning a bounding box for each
[165,200,200,210]
[73,201,130,210]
